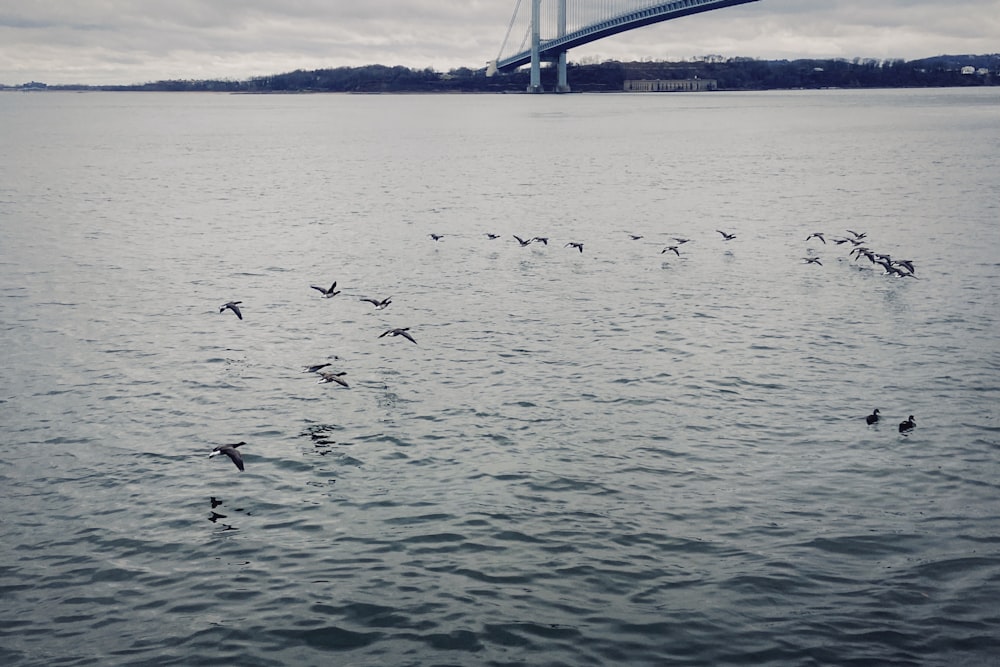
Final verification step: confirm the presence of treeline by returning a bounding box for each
[10,54,998,93]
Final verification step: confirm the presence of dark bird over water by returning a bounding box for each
[220,301,243,320]
[317,371,349,387]
[899,415,916,433]
[628,234,643,240]
[209,441,246,471]
[429,234,444,241]
[531,237,549,245]
[661,245,680,256]
[302,362,338,373]
[310,282,341,298]
[802,256,822,265]
[806,232,826,244]
[866,408,880,425]
[673,237,691,245]
[485,233,501,240]
[717,230,736,241]
[360,296,392,310]
[379,327,417,344]
[513,235,533,247]
[846,229,867,240]
[565,242,584,253]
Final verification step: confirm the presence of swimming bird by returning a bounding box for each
[531,237,549,245]
[898,415,916,433]
[379,327,417,344]
[209,442,246,471]
[806,232,826,244]
[317,371,349,387]
[429,234,444,241]
[220,301,243,320]
[513,235,533,247]
[360,296,392,310]
[802,256,822,265]
[661,245,680,256]
[310,282,340,298]
[485,233,501,240]
[565,242,584,253]
[717,230,736,241]
[866,408,880,425]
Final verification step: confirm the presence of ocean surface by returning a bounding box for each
[1,87,999,666]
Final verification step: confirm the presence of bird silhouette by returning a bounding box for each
[209,442,246,471]
[379,327,417,344]
[310,282,340,298]
[220,301,243,319]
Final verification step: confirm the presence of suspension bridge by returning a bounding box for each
[489,0,761,92]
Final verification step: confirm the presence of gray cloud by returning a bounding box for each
[1,0,997,85]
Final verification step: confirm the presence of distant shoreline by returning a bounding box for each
[4,54,997,92]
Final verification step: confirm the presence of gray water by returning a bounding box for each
[1,88,998,666]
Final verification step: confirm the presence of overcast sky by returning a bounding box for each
[2,0,998,85]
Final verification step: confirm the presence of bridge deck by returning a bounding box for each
[494,0,759,73]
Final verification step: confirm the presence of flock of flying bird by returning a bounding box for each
[212,276,420,470]
[802,229,917,278]
[209,226,919,471]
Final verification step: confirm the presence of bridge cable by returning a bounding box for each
[496,0,525,63]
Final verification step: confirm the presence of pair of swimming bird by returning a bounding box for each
[866,408,916,433]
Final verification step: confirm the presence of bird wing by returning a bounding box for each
[378,330,391,338]
[399,330,417,344]
[360,298,378,305]
[225,448,244,471]
[228,303,242,319]
[310,285,327,294]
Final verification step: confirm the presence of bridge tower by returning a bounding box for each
[528,0,570,94]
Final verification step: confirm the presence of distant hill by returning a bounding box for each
[4,55,997,93]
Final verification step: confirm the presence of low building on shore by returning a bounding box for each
[623,78,718,92]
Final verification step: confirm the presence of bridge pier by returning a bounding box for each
[556,51,570,93]
[527,0,570,93]
[527,0,542,92]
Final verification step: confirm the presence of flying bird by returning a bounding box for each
[209,442,246,471]
[379,327,417,344]
[220,301,243,320]
[806,232,826,244]
[898,415,916,433]
[360,296,392,310]
[317,371,349,387]
[802,256,822,265]
[866,408,880,425]
[717,230,736,241]
[513,235,533,247]
[628,233,643,240]
[531,237,549,245]
[661,245,680,256]
[565,242,584,253]
[310,282,340,298]
[672,237,691,245]
[429,234,444,241]
[302,362,340,373]
[485,233,501,240]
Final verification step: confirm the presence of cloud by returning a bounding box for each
[1,0,997,85]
